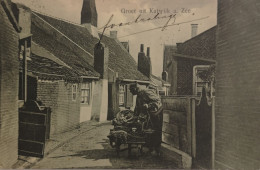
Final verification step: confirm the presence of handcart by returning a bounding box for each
[107,109,160,156]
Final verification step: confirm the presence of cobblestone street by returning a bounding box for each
[31,122,177,169]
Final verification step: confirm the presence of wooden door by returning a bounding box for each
[18,110,47,158]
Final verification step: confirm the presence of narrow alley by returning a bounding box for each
[31,122,177,169]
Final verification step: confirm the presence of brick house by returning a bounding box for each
[30,0,154,123]
[163,25,216,96]
[215,0,260,169]
[0,0,21,168]
[150,74,170,96]
[29,29,100,136]
[11,2,100,137]
[27,51,99,136]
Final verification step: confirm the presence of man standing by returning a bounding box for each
[129,84,163,155]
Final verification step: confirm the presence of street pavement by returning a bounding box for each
[31,121,178,169]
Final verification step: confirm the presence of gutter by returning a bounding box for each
[163,83,171,87]
[122,79,151,84]
[81,76,99,80]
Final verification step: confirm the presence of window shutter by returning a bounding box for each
[126,85,133,108]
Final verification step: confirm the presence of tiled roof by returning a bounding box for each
[28,53,79,80]
[177,26,217,60]
[31,14,99,78]
[31,12,149,81]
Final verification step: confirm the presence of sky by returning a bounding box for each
[12,0,217,77]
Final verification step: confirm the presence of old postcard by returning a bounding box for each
[0,0,259,169]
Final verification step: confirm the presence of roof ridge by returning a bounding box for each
[32,10,107,35]
[32,11,94,58]
[32,9,85,28]
[32,11,113,78]
[182,25,217,44]
[32,11,150,82]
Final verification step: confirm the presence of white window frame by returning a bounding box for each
[72,84,77,101]
[193,65,210,96]
[81,82,91,105]
[119,85,125,106]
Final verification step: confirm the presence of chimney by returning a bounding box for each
[191,24,198,38]
[81,0,97,27]
[138,44,145,77]
[146,47,152,78]
[138,44,152,79]
[94,43,109,79]
[110,31,117,39]
[140,44,144,53]
[147,47,150,58]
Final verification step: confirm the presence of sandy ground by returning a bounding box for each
[31,122,178,169]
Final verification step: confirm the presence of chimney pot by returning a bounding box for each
[191,24,198,38]
[140,44,144,53]
[147,47,150,57]
[110,31,117,39]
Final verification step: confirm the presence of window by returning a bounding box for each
[119,85,125,106]
[72,84,77,101]
[81,82,91,104]
[193,65,211,96]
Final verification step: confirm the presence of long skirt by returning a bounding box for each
[146,109,163,152]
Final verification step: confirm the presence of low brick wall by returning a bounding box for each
[37,80,80,137]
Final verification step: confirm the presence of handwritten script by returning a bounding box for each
[98,13,176,44]
[98,12,209,44]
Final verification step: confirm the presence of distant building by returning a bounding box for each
[163,25,216,96]
[150,75,170,96]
